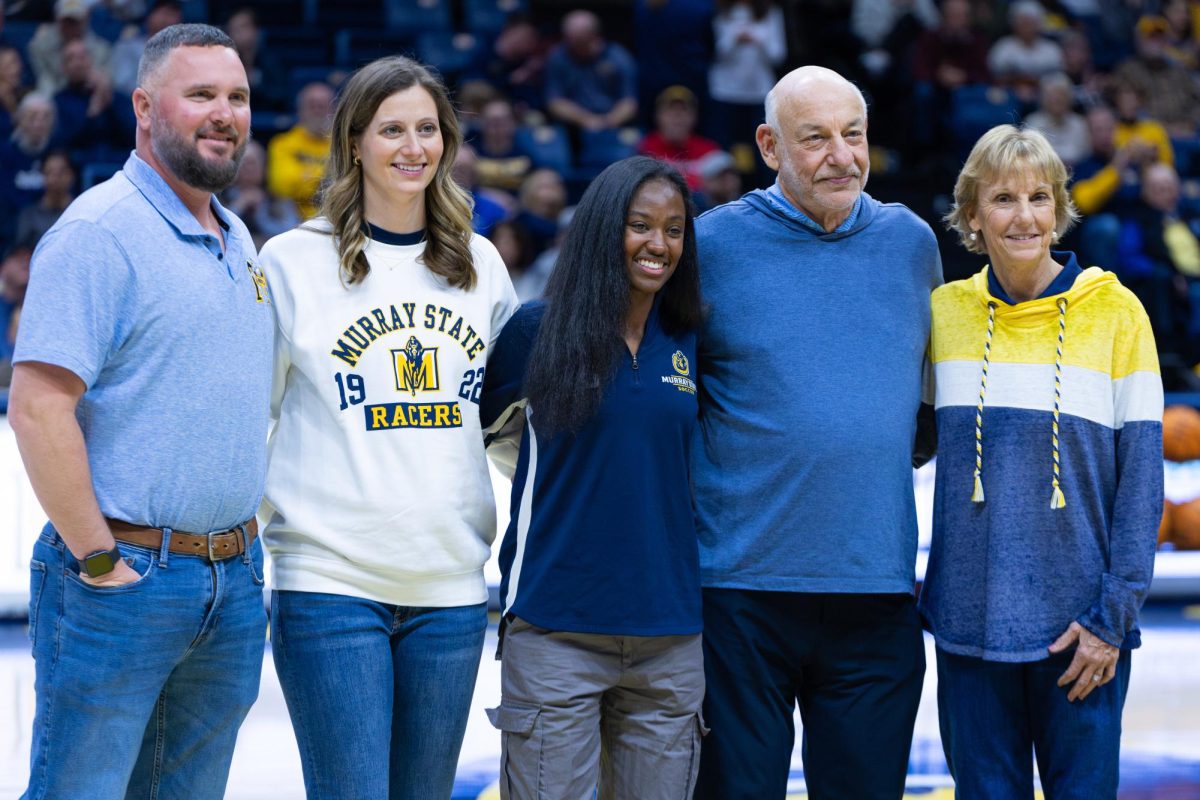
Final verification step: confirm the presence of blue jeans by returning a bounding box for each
[271,590,487,800]
[24,522,267,800]
[936,647,1132,799]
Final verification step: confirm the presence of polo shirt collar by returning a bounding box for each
[122,151,234,238]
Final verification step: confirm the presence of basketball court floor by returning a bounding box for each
[1,605,1199,799]
[2,433,1199,798]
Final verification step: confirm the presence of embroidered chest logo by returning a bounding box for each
[392,336,440,396]
[661,350,697,395]
[247,260,269,304]
[672,350,690,376]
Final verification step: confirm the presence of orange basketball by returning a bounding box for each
[1170,497,1200,550]
[1159,501,1174,547]
[1163,405,1200,462]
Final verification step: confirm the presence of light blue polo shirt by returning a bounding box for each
[14,151,274,533]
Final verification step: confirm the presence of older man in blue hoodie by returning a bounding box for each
[692,66,943,799]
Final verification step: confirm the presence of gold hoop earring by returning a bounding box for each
[353,156,361,166]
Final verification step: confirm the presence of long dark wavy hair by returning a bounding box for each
[320,56,475,288]
[524,156,702,437]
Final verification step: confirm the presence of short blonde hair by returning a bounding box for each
[944,124,1080,255]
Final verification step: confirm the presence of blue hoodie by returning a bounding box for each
[692,189,942,593]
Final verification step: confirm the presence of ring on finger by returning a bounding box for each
[1091,674,1101,682]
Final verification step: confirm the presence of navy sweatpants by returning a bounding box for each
[695,589,926,800]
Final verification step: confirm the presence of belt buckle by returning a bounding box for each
[207,531,220,562]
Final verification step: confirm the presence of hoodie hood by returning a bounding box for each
[741,188,881,240]
[970,263,1120,326]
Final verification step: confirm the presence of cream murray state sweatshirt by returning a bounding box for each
[258,221,518,607]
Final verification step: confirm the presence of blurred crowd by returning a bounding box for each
[1,0,1200,389]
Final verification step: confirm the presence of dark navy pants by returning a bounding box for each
[936,647,1132,800]
[695,589,926,799]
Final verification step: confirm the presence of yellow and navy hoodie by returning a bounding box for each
[919,253,1164,662]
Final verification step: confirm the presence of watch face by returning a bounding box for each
[83,550,118,577]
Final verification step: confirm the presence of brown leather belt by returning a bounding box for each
[106,518,258,561]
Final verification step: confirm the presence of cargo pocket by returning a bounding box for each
[683,710,710,798]
[487,700,541,799]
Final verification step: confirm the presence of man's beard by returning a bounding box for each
[151,114,248,192]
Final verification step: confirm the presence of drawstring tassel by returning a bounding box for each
[1049,297,1068,510]
[1050,485,1066,509]
[971,301,997,504]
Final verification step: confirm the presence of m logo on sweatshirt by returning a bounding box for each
[672,350,690,376]
[392,336,440,396]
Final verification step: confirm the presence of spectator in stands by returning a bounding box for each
[638,85,719,191]
[1117,162,1200,367]
[1112,82,1175,168]
[513,167,567,261]
[1162,0,1200,69]
[473,96,536,195]
[911,0,991,157]
[0,93,57,247]
[479,14,549,117]
[1025,72,1090,165]
[987,1,1064,105]
[634,0,714,131]
[453,143,509,238]
[111,1,183,97]
[489,218,537,287]
[1112,15,1200,137]
[1059,30,1103,109]
[52,39,122,158]
[0,45,30,140]
[695,149,743,210]
[514,205,573,302]
[0,244,28,381]
[707,0,786,181]
[854,0,938,154]
[267,81,333,220]
[0,148,73,380]
[224,7,286,112]
[853,0,939,58]
[27,0,112,96]
[1071,104,1164,268]
[14,149,75,252]
[220,139,298,250]
[545,11,638,138]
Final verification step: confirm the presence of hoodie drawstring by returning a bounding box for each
[972,301,997,503]
[1050,297,1068,509]
[971,296,1070,510]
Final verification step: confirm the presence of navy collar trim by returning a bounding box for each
[366,223,425,246]
[988,250,1082,304]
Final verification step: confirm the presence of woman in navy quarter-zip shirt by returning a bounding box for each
[481,156,706,800]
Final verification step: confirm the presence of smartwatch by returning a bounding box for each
[80,546,123,578]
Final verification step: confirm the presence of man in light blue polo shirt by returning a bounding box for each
[8,24,272,799]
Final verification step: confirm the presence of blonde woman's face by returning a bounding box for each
[357,86,444,211]
[970,170,1057,273]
